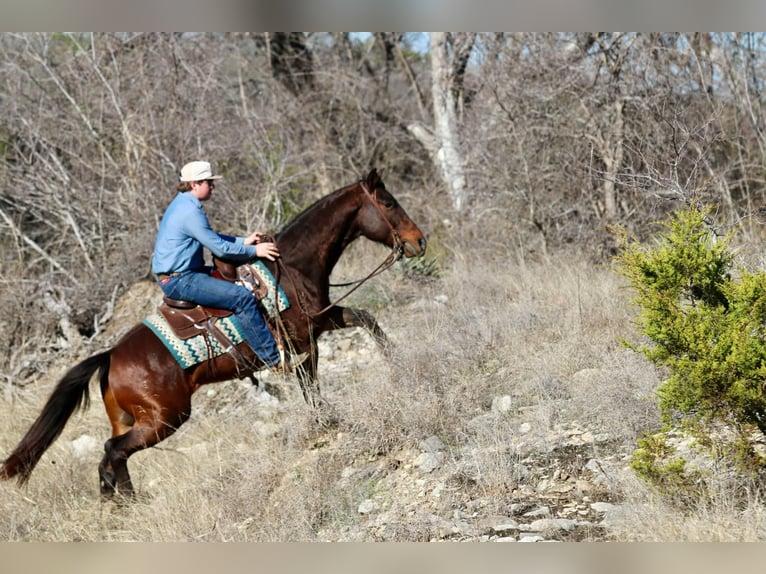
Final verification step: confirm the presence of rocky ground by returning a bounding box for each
[176,328,630,542]
[59,280,634,542]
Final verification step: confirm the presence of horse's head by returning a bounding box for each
[358,169,427,258]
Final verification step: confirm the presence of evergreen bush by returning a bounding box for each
[615,205,766,499]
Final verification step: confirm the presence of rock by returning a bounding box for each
[584,458,603,473]
[574,479,593,495]
[317,340,334,359]
[492,520,520,534]
[599,504,626,528]
[449,521,480,538]
[513,463,530,481]
[590,502,616,514]
[519,534,546,542]
[528,518,577,532]
[548,481,575,494]
[68,434,101,462]
[492,395,513,413]
[246,387,280,407]
[450,460,480,483]
[523,506,550,518]
[358,499,378,515]
[584,458,610,484]
[466,413,495,433]
[414,452,444,473]
[420,435,446,453]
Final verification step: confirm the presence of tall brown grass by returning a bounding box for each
[2,247,765,540]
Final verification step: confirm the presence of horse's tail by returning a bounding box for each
[0,351,111,485]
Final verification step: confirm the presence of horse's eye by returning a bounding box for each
[379,197,395,209]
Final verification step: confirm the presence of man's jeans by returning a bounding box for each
[159,269,281,366]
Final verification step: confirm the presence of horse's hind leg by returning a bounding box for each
[99,431,140,497]
[99,431,141,497]
[98,395,191,497]
[99,412,189,498]
[100,385,137,497]
[98,325,193,499]
[98,449,116,496]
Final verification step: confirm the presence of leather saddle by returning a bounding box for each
[155,258,274,376]
[158,298,233,340]
[158,257,265,340]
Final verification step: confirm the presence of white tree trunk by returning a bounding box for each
[408,32,468,213]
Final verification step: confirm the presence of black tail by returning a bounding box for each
[0,351,110,485]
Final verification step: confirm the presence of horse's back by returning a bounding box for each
[112,321,166,355]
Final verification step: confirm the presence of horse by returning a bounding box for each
[0,168,427,497]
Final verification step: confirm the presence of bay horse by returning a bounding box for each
[0,168,426,497]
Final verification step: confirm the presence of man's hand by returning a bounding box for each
[244,231,264,245]
[245,231,280,260]
[254,241,280,261]
[255,243,279,261]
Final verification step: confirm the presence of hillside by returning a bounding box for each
[6,32,766,544]
[5,254,761,542]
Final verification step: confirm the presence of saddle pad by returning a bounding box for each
[240,260,290,318]
[143,312,247,369]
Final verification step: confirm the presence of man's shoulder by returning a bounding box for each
[169,192,202,212]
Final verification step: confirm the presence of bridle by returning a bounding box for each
[276,179,405,319]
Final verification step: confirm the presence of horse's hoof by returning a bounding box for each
[314,400,339,428]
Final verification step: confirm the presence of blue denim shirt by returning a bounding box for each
[151,192,256,274]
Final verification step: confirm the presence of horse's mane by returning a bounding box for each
[277,182,359,237]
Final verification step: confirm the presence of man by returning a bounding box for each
[152,160,304,373]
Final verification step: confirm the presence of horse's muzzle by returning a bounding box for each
[403,237,427,258]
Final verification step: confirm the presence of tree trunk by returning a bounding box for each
[265,32,314,96]
[602,98,624,223]
[407,32,473,213]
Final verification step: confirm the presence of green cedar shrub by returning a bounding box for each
[615,205,766,498]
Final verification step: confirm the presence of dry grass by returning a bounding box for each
[606,471,766,541]
[1,248,765,541]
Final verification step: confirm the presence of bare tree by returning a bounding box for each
[408,32,476,214]
[5,31,766,384]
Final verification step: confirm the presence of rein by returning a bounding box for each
[311,244,402,316]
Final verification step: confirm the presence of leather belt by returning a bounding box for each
[156,272,181,284]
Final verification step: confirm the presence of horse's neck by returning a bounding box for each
[278,187,362,280]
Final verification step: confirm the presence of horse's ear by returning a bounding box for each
[366,168,381,187]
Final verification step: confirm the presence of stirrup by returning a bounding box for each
[269,352,309,375]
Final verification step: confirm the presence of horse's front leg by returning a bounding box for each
[295,341,319,406]
[325,306,391,353]
[295,342,337,426]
